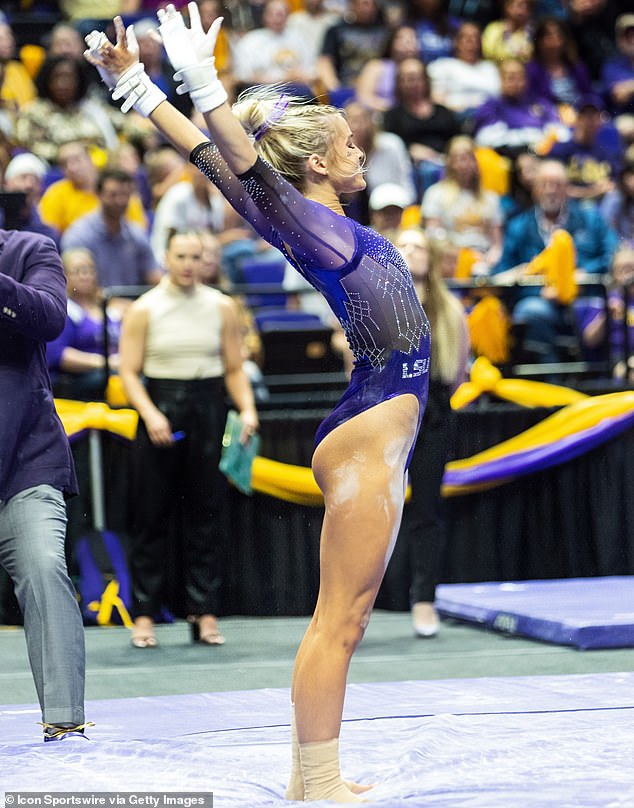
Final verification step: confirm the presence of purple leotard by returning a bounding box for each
[191,144,430,465]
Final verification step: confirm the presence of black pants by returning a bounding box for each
[401,381,454,605]
[129,377,228,618]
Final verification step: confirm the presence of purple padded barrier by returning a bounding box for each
[435,576,634,649]
[2,675,634,806]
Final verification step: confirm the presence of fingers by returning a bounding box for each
[240,425,257,445]
[84,29,109,64]
[188,1,202,31]
[150,432,174,448]
[114,15,126,45]
[126,24,139,55]
[85,30,107,51]
[158,3,185,29]
[84,30,98,49]
[206,16,224,41]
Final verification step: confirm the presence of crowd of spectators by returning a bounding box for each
[0,0,632,388]
[0,0,631,647]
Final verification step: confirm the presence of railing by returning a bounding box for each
[446,274,626,381]
[99,276,632,398]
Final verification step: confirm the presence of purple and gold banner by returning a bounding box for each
[55,359,634,505]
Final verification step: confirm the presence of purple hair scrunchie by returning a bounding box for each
[252,94,290,142]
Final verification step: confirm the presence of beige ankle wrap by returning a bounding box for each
[299,738,363,803]
[284,705,304,801]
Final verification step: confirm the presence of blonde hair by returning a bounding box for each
[397,228,466,385]
[61,247,96,273]
[61,247,99,299]
[232,86,348,191]
[610,245,634,290]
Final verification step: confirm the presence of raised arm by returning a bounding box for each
[155,3,258,175]
[84,18,208,160]
[85,8,356,269]
[156,4,356,267]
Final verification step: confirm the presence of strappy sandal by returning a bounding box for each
[131,617,159,648]
[187,615,225,645]
[131,634,159,648]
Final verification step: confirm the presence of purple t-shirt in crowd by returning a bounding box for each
[46,299,122,372]
[411,18,460,64]
[524,60,593,108]
[608,289,634,364]
[473,94,560,134]
[601,55,634,116]
[548,129,623,190]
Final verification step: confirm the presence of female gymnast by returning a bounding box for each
[85,7,430,800]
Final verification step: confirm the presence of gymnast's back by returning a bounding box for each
[191,144,430,373]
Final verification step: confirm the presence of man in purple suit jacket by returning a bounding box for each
[0,228,87,741]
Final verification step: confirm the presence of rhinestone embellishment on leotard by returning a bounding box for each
[340,252,429,370]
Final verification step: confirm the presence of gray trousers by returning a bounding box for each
[0,485,85,725]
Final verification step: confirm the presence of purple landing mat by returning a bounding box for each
[435,576,634,650]
[2,674,634,806]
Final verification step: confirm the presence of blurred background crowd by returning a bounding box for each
[0,0,632,393]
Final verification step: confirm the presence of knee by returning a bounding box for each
[316,600,373,656]
[332,620,366,657]
[17,548,70,596]
[341,612,369,654]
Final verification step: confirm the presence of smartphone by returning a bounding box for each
[0,192,28,231]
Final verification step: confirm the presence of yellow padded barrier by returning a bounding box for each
[55,399,139,442]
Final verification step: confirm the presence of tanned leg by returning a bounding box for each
[286,395,418,802]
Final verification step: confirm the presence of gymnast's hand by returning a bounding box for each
[157,2,223,73]
[88,17,168,116]
[84,30,117,88]
[158,2,227,113]
[83,17,139,88]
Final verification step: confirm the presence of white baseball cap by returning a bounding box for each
[4,152,48,181]
[368,183,411,211]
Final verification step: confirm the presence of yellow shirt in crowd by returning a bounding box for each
[39,179,148,234]
[0,60,36,110]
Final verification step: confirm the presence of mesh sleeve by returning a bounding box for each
[190,143,356,270]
